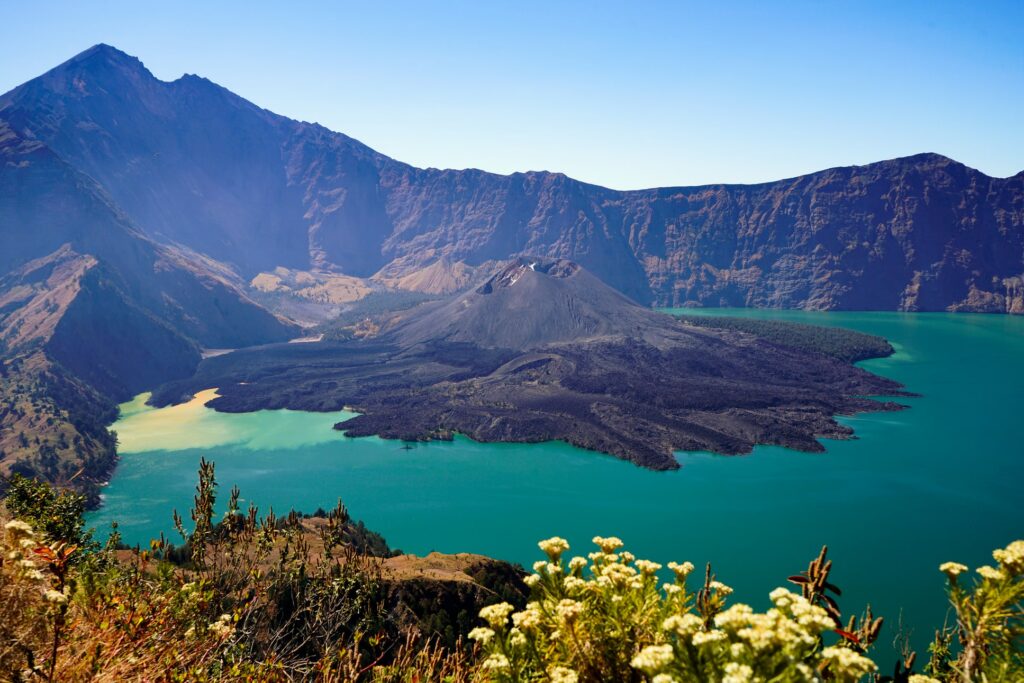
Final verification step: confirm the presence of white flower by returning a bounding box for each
[820,646,877,679]
[630,644,674,673]
[538,536,570,560]
[662,583,682,596]
[524,574,541,587]
[479,602,515,628]
[563,575,586,592]
[4,520,34,538]
[556,599,584,622]
[43,590,67,605]
[481,653,510,670]
[592,536,624,553]
[714,603,754,631]
[667,561,694,581]
[509,628,527,648]
[208,614,234,637]
[908,676,942,683]
[512,605,542,630]
[769,587,795,607]
[663,613,703,636]
[652,675,678,683]
[709,580,733,596]
[532,560,561,575]
[993,540,1024,575]
[568,556,588,572]
[635,559,662,575]
[976,565,1004,581]
[600,562,638,586]
[939,561,968,577]
[468,627,495,644]
[549,667,578,683]
[723,662,754,683]
[691,630,727,646]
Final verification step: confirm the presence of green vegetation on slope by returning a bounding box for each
[675,314,894,363]
[0,353,117,505]
[0,465,528,681]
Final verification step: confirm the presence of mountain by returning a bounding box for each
[390,258,667,349]
[152,258,907,471]
[0,44,1020,494]
[1,44,1021,313]
[0,116,297,496]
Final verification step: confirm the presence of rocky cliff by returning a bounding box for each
[0,118,297,495]
[2,44,1021,313]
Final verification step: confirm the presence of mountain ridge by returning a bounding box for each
[7,45,1014,186]
[2,44,1021,312]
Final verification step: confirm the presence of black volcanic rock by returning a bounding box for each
[3,45,1020,312]
[151,259,907,471]
[390,257,670,349]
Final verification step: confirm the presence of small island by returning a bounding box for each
[151,258,908,470]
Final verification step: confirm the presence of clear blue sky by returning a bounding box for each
[2,1,1021,189]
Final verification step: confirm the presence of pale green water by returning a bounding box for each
[89,311,1024,655]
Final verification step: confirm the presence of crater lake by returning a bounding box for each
[88,310,1024,654]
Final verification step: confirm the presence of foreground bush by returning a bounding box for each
[471,536,1024,683]
[0,464,494,681]
[1,465,1021,681]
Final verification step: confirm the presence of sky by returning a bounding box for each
[1,1,1021,190]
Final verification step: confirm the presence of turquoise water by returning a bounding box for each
[88,311,1024,655]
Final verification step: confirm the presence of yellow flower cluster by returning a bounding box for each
[939,561,967,578]
[471,535,883,683]
[548,666,578,683]
[479,602,516,629]
[993,539,1024,576]
[207,613,235,638]
[538,537,570,561]
[939,540,1024,585]
[819,646,877,682]
[631,644,674,673]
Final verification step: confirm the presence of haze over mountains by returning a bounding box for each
[2,44,1023,314]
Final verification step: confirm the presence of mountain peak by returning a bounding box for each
[476,257,581,295]
[393,257,665,350]
[0,44,156,111]
[61,43,150,75]
[897,151,960,167]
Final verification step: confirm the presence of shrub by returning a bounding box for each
[2,467,1021,681]
[470,536,1024,683]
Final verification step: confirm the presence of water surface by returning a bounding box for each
[89,311,1024,655]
